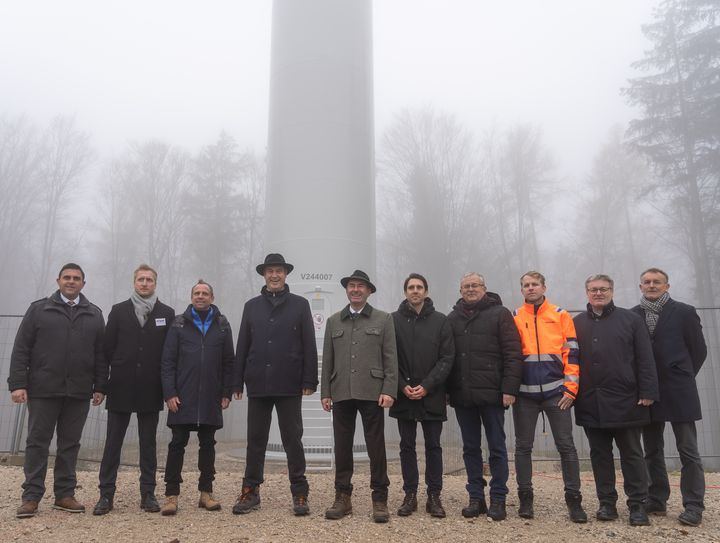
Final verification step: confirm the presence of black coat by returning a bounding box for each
[632,298,707,422]
[103,298,175,413]
[573,302,659,428]
[234,287,318,397]
[446,293,522,408]
[8,290,106,399]
[161,304,235,428]
[389,298,455,421]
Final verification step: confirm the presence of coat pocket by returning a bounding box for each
[370,368,384,379]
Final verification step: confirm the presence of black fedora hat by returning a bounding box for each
[340,269,376,293]
[256,253,294,275]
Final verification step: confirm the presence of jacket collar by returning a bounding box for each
[522,297,548,315]
[397,297,435,318]
[586,299,616,319]
[49,290,90,308]
[341,303,374,320]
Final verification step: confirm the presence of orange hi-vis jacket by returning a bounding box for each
[512,299,580,400]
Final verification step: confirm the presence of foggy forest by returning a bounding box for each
[1,0,718,329]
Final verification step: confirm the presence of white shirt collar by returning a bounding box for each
[60,293,80,305]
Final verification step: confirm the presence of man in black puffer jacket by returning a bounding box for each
[447,272,522,522]
[390,273,454,519]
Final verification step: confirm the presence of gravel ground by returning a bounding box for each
[0,456,718,543]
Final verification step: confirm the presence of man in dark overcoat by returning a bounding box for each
[92,264,175,516]
[9,263,106,518]
[159,280,234,515]
[390,273,454,518]
[232,253,318,516]
[633,268,707,527]
[573,274,658,526]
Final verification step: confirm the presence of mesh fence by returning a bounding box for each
[2,309,719,472]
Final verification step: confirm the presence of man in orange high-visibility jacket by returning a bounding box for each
[512,271,586,523]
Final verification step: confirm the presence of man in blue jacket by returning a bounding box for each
[633,268,707,527]
[159,280,234,516]
[232,254,318,516]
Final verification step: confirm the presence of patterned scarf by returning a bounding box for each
[130,291,157,327]
[640,291,670,337]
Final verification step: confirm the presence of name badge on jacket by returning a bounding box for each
[155,318,167,326]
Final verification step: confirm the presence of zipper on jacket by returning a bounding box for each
[533,309,544,397]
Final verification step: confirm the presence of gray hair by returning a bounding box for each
[461,272,485,286]
[585,274,614,289]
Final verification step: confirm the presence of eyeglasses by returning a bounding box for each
[461,283,485,290]
[587,287,612,294]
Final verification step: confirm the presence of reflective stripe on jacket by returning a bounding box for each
[513,299,579,400]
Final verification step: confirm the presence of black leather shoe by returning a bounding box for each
[644,501,667,516]
[93,496,113,516]
[461,498,487,518]
[487,499,506,521]
[629,503,650,526]
[596,503,619,521]
[678,509,702,527]
[140,493,160,513]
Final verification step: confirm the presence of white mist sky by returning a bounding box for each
[0,0,655,181]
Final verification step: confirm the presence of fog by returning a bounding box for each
[1,0,717,322]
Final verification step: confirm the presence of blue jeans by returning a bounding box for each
[454,404,509,502]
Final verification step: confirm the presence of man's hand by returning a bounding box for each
[403,385,414,399]
[302,388,314,396]
[233,392,243,400]
[409,385,427,400]
[558,395,574,410]
[166,396,181,412]
[10,389,27,403]
[221,397,231,409]
[321,397,332,412]
[92,392,105,406]
[502,394,516,408]
[638,398,654,406]
[378,394,394,408]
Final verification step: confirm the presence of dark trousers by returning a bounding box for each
[243,395,308,496]
[332,399,389,502]
[512,395,581,493]
[397,418,443,495]
[642,420,705,512]
[163,424,217,496]
[98,410,159,498]
[584,426,647,507]
[22,397,90,501]
[454,404,509,501]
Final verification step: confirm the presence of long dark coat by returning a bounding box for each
[632,298,707,422]
[161,304,234,428]
[389,298,455,422]
[8,290,106,399]
[234,287,318,397]
[104,298,175,413]
[573,302,659,428]
[446,293,523,408]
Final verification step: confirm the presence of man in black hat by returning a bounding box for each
[232,254,318,516]
[321,270,398,523]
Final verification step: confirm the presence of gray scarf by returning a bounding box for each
[640,291,670,337]
[130,291,157,327]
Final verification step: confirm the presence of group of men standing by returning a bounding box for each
[7,258,708,528]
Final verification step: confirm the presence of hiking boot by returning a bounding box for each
[678,508,702,527]
[232,486,260,514]
[629,503,650,526]
[461,497,487,518]
[160,495,178,516]
[596,503,618,521]
[488,499,507,521]
[426,493,446,518]
[292,494,310,516]
[565,492,587,523]
[325,492,352,519]
[198,491,221,511]
[16,500,39,519]
[644,500,667,516]
[397,492,417,516]
[92,495,113,516]
[518,490,534,519]
[372,500,390,523]
[53,496,85,513]
[140,493,160,513]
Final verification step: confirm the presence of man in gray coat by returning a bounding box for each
[321,270,398,523]
[9,263,106,518]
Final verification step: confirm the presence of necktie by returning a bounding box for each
[67,300,76,307]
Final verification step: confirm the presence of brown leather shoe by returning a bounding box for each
[53,496,85,513]
[16,500,39,518]
[372,501,390,523]
[161,495,178,516]
[198,491,221,511]
[325,492,352,519]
